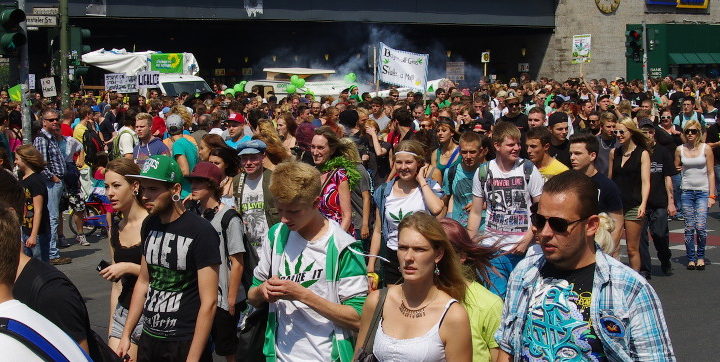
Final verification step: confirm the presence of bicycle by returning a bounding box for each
[68,193,110,236]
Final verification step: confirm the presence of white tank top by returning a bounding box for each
[681,144,709,191]
[372,299,457,362]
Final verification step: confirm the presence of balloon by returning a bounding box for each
[296,78,306,88]
[233,83,244,92]
[224,89,236,96]
[290,75,300,85]
[286,84,297,94]
[344,72,357,82]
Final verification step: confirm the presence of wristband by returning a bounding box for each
[710,195,716,200]
[367,272,379,285]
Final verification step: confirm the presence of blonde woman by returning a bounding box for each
[253,120,291,169]
[608,118,650,271]
[675,120,715,270]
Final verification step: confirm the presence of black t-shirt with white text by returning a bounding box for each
[140,211,221,340]
[522,263,607,361]
[20,172,50,235]
[648,145,677,209]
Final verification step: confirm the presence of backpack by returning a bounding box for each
[81,128,103,167]
[476,159,534,195]
[109,129,134,160]
[220,208,259,294]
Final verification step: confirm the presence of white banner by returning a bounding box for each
[28,74,36,90]
[104,73,138,93]
[40,77,56,97]
[571,34,592,64]
[378,42,428,91]
[137,71,160,88]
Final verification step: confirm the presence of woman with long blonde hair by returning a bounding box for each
[253,120,290,169]
[608,118,650,271]
[355,212,471,362]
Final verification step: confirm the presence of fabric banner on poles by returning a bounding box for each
[378,42,428,91]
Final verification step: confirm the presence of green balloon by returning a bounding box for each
[296,78,306,88]
[286,84,297,94]
[233,83,243,92]
[290,75,300,84]
[224,88,236,96]
[344,72,357,82]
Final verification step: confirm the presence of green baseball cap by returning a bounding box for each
[128,155,183,184]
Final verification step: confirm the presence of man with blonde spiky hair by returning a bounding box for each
[248,161,367,361]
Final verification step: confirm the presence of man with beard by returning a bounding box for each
[117,155,220,361]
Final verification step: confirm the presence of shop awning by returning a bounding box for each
[669,52,720,64]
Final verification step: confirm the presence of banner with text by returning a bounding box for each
[137,71,160,88]
[40,77,57,97]
[571,34,592,64]
[150,53,184,73]
[378,42,428,91]
[105,73,138,93]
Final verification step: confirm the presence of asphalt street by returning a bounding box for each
[55,212,719,361]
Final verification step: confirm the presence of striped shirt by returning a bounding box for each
[33,128,66,181]
[496,250,675,361]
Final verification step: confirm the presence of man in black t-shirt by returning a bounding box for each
[569,134,624,254]
[118,155,220,362]
[498,96,529,133]
[705,121,720,197]
[547,112,572,167]
[638,121,677,277]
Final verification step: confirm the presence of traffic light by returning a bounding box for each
[625,29,643,62]
[69,26,91,58]
[0,2,26,56]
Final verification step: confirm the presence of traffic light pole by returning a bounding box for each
[17,0,31,144]
[59,0,68,110]
[644,20,648,92]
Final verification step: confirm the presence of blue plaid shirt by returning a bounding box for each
[33,128,66,181]
[496,250,675,361]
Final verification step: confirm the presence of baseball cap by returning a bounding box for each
[91,105,101,112]
[166,114,184,135]
[226,113,245,124]
[496,90,508,98]
[128,155,183,184]
[161,106,171,114]
[237,139,267,156]
[185,162,224,185]
[548,111,569,127]
[638,118,654,129]
[451,91,463,98]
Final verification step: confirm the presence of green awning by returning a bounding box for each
[669,52,720,64]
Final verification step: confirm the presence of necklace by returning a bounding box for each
[398,287,438,319]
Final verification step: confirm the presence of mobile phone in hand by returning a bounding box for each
[97,259,111,272]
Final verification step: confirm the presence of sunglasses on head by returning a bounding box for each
[531,213,587,233]
[685,129,699,135]
[613,130,625,135]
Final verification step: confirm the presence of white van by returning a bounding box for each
[245,67,351,99]
[156,74,212,97]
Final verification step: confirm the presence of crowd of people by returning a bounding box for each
[4,72,717,360]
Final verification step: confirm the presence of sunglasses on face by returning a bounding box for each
[531,213,587,233]
[660,116,672,120]
[685,129,699,135]
[507,102,520,107]
[44,118,59,122]
[613,130,625,135]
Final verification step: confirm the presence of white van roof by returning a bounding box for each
[263,68,336,75]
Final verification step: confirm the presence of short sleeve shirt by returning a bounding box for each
[140,212,221,340]
[442,163,476,228]
[591,172,624,213]
[20,173,50,235]
[171,137,198,198]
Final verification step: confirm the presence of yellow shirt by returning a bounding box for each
[72,123,89,169]
[539,157,569,182]
[463,282,503,362]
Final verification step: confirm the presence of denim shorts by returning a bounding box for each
[109,304,144,344]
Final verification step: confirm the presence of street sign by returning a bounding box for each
[26,15,57,27]
[518,63,530,72]
[32,7,58,15]
[28,74,35,90]
[481,52,491,63]
[446,61,465,81]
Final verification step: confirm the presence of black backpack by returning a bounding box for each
[82,127,104,166]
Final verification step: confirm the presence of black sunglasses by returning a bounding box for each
[531,214,587,233]
[685,129,699,135]
[507,102,520,107]
[660,116,672,120]
[44,118,59,122]
[613,130,625,135]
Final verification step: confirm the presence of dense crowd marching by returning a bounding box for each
[3,73,715,360]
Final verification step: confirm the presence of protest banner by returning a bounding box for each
[137,71,160,88]
[571,34,592,64]
[378,42,428,91]
[105,73,138,93]
[40,77,57,97]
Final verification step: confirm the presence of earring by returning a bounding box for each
[133,189,139,196]
[171,194,180,202]
[434,263,440,276]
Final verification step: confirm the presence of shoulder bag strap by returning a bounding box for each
[359,287,389,355]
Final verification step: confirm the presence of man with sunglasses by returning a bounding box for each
[32,109,72,265]
[498,96,529,133]
[496,171,675,361]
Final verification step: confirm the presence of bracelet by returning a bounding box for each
[709,195,716,200]
[367,272,379,284]
[420,183,429,188]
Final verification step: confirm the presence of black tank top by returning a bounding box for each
[111,218,143,309]
[611,146,643,209]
